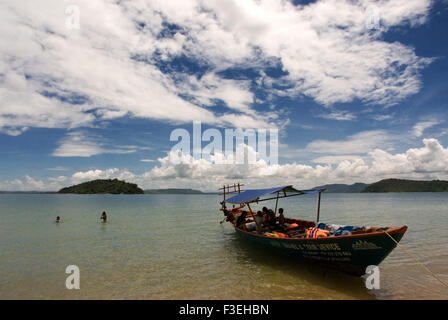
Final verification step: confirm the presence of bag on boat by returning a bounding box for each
[285,223,299,230]
[272,231,288,238]
[334,229,351,236]
[305,227,330,239]
[264,232,280,238]
[245,222,256,231]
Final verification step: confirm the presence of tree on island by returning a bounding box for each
[58,179,144,194]
[361,179,448,193]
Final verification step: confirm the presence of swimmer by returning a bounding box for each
[100,211,107,223]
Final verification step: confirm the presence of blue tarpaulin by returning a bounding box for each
[224,185,324,204]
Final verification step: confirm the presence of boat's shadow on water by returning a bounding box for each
[224,233,377,300]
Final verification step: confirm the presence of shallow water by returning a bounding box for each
[0,193,447,299]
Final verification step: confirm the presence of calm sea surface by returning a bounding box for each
[0,193,447,300]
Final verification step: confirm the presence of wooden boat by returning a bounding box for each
[219,184,407,276]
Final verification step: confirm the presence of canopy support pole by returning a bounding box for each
[274,192,279,214]
[316,191,322,222]
[222,185,226,209]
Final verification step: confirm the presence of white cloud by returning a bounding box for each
[317,110,357,121]
[0,0,276,135]
[48,176,67,182]
[0,0,434,135]
[413,120,440,137]
[0,175,63,191]
[189,0,433,105]
[52,132,105,157]
[52,131,140,157]
[176,73,254,115]
[372,114,394,121]
[369,138,448,175]
[304,130,395,155]
[312,155,366,164]
[46,166,71,171]
[70,168,135,185]
[3,138,447,191]
[438,129,448,137]
[135,138,448,190]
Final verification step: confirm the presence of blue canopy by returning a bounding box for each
[224,185,324,204]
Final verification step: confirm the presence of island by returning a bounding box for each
[58,179,144,194]
[361,179,448,193]
[313,183,369,193]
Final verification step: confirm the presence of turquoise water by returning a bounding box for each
[0,193,447,299]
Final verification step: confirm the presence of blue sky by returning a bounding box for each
[0,0,447,191]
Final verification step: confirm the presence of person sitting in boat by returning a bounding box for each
[267,209,277,228]
[278,208,285,226]
[254,211,265,233]
[224,209,235,223]
[262,207,270,224]
[235,211,248,230]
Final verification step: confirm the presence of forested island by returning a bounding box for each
[58,179,144,194]
[313,183,369,193]
[361,179,448,193]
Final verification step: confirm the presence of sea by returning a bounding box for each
[0,193,447,299]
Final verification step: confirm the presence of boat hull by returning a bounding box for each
[234,225,407,276]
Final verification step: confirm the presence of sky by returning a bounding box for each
[0,0,448,191]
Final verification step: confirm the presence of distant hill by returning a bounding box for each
[58,179,144,194]
[144,188,205,194]
[361,179,448,193]
[0,191,57,194]
[314,183,369,193]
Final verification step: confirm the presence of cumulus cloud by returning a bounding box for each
[0,168,135,191]
[136,138,448,190]
[3,138,447,191]
[70,168,136,185]
[311,155,366,164]
[130,139,448,190]
[0,175,63,191]
[369,138,448,175]
[0,0,434,135]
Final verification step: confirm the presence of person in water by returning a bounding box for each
[100,211,107,223]
[55,216,61,223]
